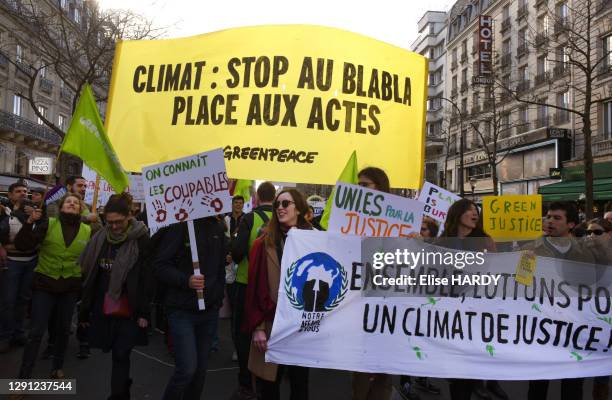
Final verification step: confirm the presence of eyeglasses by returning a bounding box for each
[586,229,605,236]
[274,200,295,209]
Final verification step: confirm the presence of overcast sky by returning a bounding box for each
[97,0,455,50]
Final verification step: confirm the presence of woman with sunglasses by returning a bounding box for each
[584,218,611,400]
[245,188,312,400]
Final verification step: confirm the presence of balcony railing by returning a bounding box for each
[553,63,570,78]
[60,87,72,103]
[516,122,530,134]
[39,77,54,94]
[15,61,32,80]
[534,115,550,128]
[535,71,550,86]
[516,79,531,94]
[517,4,529,21]
[517,43,529,57]
[554,111,570,124]
[535,33,549,48]
[593,137,612,156]
[0,109,61,145]
[460,82,469,93]
[501,18,511,33]
[554,17,570,34]
[500,52,512,66]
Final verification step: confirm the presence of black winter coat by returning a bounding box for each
[153,217,228,312]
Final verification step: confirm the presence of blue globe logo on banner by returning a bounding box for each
[285,252,348,312]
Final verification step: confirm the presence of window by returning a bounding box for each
[518,106,528,123]
[538,15,550,35]
[604,35,612,70]
[519,65,528,81]
[15,44,22,63]
[58,114,66,130]
[502,39,511,55]
[537,56,549,74]
[60,0,67,9]
[519,29,527,46]
[40,65,47,78]
[452,48,458,63]
[557,90,570,108]
[461,98,468,114]
[37,105,47,125]
[461,40,468,58]
[452,76,458,90]
[538,103,549,121]
[461,69,468,84]
[557,2,569,19]
[502,5,510,20]
[466,164,492,181]
[603,100,612,138]
[13,94,22,116]
[74,8,81,23]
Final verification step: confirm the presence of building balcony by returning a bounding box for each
[517,4,529,21]
[499,91,512,104]
[554,17,570,34]
[60,87,72,103]
[517,43,529,57]
[534,71,550,87]
[554,111,570,125]
[593,137,612,156]
[460,81,469,93]
[516,79,531,94]
[39,77,54,94]
[553,63,570,78]
[501,18,511,34]
[535,33,549,48]
[0,51,8,69]
[516,122,530,134]
[426,134,445,150]
[15,61,32,81]
[534,115,550,128]
[500,52,512,67]
[0,109,61,145]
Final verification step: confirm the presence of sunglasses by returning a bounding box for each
[586,229,605,236]
[274,200,295,209]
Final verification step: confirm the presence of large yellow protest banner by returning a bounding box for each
[106,25,427,188]
[483,195,543,241]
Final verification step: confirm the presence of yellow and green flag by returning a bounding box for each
[320,151,358,230]
[60,84,129,193]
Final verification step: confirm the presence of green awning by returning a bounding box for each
[538,178,612,201]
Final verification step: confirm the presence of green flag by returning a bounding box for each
[320,151,358,230]
[233,179,253,203]
[60,84,129,193]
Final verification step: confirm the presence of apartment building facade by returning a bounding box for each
[411,11,448,187]
[0,0,93,190]
[440,0,579,200]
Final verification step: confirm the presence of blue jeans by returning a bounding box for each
[0,259,37,342]
[162,308,219,400]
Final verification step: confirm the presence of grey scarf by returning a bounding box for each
[80,220,149,300]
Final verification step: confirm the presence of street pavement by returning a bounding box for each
[0,318,604,399]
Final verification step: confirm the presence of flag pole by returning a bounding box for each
[91,175,100,213]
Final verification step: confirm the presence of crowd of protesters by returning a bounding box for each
[0,173,610,400]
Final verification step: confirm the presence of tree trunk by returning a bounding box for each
[491,157,499,196]
[583,113,594,220]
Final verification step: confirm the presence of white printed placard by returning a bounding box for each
[417,181,461,223]
[143,148,232,230]
[328,182,424,237]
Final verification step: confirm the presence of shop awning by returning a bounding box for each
[538,178,612,201]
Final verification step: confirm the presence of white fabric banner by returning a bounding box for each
[266,230,612,380]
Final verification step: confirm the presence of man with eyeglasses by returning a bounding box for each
[522,202,595,400]
[229,181,275,400]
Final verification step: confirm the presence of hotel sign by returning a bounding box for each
[474,15,493,86]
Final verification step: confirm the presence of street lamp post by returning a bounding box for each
[469,177,477,202]
[440,97,465,197]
